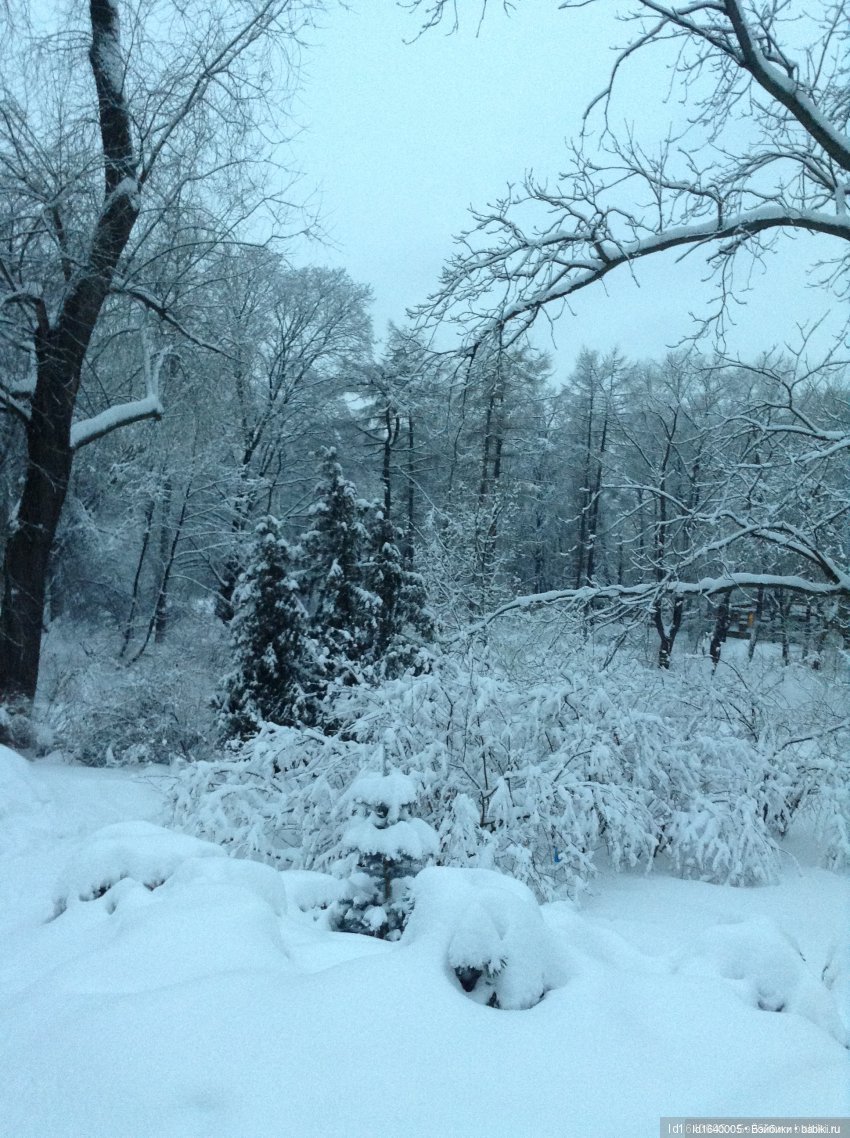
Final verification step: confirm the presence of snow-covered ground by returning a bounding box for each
[0,746,847,1138]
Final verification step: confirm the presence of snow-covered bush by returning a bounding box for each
[51,820,292,928]
[403,866,563,1010]
[0,701,45,755]
[169,636,850,898]
[52,821,225,916]
[330,768,438,939]
[675,916,848,1046]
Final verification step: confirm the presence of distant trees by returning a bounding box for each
[221,451,436,739]
[407,0,850,655]
[0,0,320,704]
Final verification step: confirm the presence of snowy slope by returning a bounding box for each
[0,748,847,1138]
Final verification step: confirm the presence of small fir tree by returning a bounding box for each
[219,516,316,740]
[333,765,438,940]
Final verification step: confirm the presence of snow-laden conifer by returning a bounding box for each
[363,507,435,678]
[300,449,379,691]
[332,764,438,939]
[219,516,316,739]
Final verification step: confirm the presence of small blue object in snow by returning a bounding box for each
[553,847,560,864]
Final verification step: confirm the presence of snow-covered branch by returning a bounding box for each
[416,1,850,343]
[70,338,168,450]
[482,570,850,628]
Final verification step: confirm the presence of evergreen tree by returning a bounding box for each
[301,449,379,688]
[333,767,438,940]
[364,508,435,677]
[219,516,315,740]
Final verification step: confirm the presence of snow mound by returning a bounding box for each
[161,855,288,916]
[53,821,225,915]
[279,869,346,913]
[0,745,42,818]
[0,745,52,854]
[403,866,565,1010]
[676,916,848,1045]
[45,857,292,996]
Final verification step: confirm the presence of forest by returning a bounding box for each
[0,3,848,1135]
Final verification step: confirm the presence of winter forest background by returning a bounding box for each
[0,5,849,1121]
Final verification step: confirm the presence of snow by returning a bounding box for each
[53,820,225,913]
[70,393,163,450]
[345,767,418,818]
[343,816,438,859]
[0,748,847,1137]
[406,866,565,1009]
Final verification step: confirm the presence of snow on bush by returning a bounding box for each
[169,722,311,865]
[162,855,288,917]
[169,640,850,898]
[53,820,225,916]
[403,866,563,1010]
[277,869,346,913]
[675,916,848,1046]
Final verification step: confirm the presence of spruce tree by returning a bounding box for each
[301,449,379,688]
[364,508,435,677]
[219,516,315,740]
[333,767,438,940]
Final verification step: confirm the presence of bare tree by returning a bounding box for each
[0,0,317,703]
[413,1,850,344]
[410,0,850,634]
[480,355,850,642]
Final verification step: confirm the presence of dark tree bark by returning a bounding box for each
[119,496,156,658]
[747,585,764,661]
[0,2,141,703]
[654,596,684,669]
[709,596,731,669]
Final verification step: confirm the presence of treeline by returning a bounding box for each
[2,246,845,679]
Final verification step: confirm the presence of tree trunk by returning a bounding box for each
[0,1,140,704]
[777,589,791,665]
[154,475,173,643]
[747,585,764,661]
[709,595,731,669]
[120,495,156,657]
[0,355,74,701]
[654,595,684,668]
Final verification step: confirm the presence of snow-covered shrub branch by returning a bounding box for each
[171,638,849,896]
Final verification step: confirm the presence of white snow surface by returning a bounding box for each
[343,815,439,860]
[345,766,418,818]
[0,747,848,1137]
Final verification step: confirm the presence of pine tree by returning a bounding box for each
[333,766,438,940]
[301,449,379,688]
[219,516,316,740]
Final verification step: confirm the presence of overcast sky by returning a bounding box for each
[290,2,845,377]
